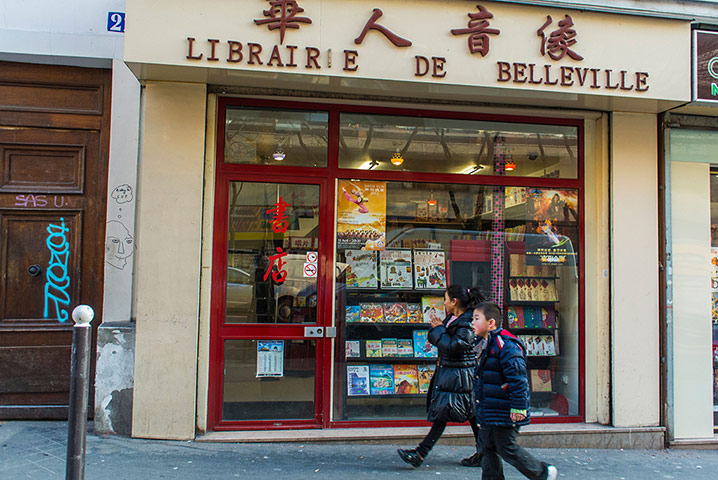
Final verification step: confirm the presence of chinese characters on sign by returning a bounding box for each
[264,197,290,283]
[254,0,312,45]
[537,15,583,61]
[183,1,651,93]
[451,5,500,57]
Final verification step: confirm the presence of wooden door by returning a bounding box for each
[0,61,111,419]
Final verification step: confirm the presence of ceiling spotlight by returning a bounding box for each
[505,160,516,171]
[272,149,286,161]
[390,149,404,166]
[427,193,437,206]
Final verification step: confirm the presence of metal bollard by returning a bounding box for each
[66,305,94,480]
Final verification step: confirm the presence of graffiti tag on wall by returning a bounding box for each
[44,218,71,322]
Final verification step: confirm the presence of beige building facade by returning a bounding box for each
[120,0,716,446]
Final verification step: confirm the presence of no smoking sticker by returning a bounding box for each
[303,263,317,278]
[306,251,318,263]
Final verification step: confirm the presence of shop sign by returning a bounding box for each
[256,340,284,377]
[125,0,690,101]
[264,196,291,283]
[694,30,718,103]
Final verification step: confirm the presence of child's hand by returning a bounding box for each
[510,412,526,422]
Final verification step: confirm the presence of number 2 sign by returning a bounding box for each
[107,12,125,33]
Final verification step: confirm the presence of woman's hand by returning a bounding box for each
[429,311,443,328]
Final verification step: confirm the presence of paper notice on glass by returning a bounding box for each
[256,340,284,377]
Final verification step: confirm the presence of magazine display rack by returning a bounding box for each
[505,246,563,417]
[336,247,450,420]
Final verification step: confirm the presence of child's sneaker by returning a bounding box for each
[397,448,424,468]
[546,465,558,480]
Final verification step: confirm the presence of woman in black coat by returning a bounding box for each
[397,285,484,468]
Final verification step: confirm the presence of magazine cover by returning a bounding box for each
[543,335,557,355]
[365,340,382,357]
[369,364,394,395]
[360,303,384,323]
[383,302,408,323]
[347,365,370,396]
[393,364,420,394]
[380,250,413,289]
[414,250,447,289]
[523,307,540,329]
[381,338,398,357]
[345,340,361,358]
[418,364,435,394]
[345,305,361,323]
[412,330,438,358]
[530,369,553,392]
[421,296,446,324]
[539,307,556,329]
[406,303,423,323]
[397,338,414,357]
[506,306,525,329]
[345,250,378,289]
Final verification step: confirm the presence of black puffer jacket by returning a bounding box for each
[426,310,476,423]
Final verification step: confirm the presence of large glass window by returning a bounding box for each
[710,168,718,427]
[226,182,320,324]
[339,114,578,178]
[225,107,328,167]
[333,179,580,421]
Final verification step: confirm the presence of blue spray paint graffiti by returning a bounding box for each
[44,218,71,322]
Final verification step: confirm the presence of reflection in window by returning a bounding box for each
[339,113,578,178]
[226,182,320,324]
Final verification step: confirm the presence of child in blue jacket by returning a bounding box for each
[472,302,557,480]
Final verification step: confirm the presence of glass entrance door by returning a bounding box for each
[213,180,327,426]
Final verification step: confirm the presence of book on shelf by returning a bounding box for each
[509,254,524,277]
[418,364,435,394]
[383,302,408,323]
[421,296,446,323]
[345,249,378,289]
[394,364,420,394]
[347,365,370,396]
[406,303,424,323]
[529,279,542,301]
[519,334,557,356]
[381,338,398,357]
[379,250,413,289]
[369,364,394,395]
[345,340,361,358]
[397,339,414,357]
[365,340,382,358]
[345,305,361,323]
[530,369,552,392]
[507,306,525,329]
[360,303,384,323]
[412,329,438,358]
[414,250,447,290]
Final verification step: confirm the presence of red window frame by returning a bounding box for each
[208,96,585,431]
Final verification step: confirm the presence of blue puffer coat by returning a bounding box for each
[475,328,530,427]
[426,310,476,423]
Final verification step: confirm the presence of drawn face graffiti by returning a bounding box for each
[106,221,134,269]
[111,184,134,204]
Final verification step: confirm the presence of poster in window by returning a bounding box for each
[525,189,579,266]
[256,340,284,377]
[337,180,386,251]
[414,250,447,289]
[345,249,378,289]
[380,249,413,289]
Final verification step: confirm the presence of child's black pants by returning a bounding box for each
[479,425,549,480]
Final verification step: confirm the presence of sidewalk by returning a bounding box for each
[2,421,717,479]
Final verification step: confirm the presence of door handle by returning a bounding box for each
[304,326,323,338]
[27,264,43,277]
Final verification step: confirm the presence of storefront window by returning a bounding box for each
[339,113,578,178]
[710,168,718,427]
[225,181,320,324]
[224,107,328,167]
[333,179,580,421]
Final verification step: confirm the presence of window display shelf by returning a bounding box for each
[347,394,425,399]
[508,276,558,280]
[506,300,557,306]
[345,322,434,329]
[346,357,438,363]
